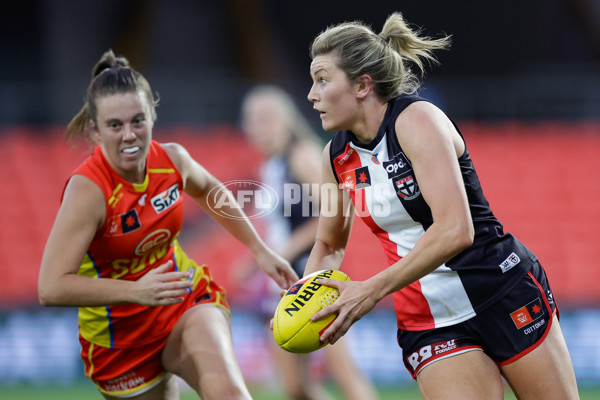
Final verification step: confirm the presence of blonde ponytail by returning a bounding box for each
[380,12,451,77]
[310,12,451,100]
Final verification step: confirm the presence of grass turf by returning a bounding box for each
[2,382,599,399]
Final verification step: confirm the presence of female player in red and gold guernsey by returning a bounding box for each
[38,50,298,400]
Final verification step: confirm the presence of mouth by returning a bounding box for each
[121,146,141,155]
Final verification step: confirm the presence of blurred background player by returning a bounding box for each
[37,50,298,400]
[239,85,378,400]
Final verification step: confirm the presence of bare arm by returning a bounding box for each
[302,141,355,277]
[163,142,298,288]
[365,102,473,298]
[38,175,191,307]
[313,102,474,344]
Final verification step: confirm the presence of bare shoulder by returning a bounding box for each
[160,141,196,177]
[64,174,104,201]
[62,174,106,230]
[395,100,463,158]
[320,140,338,185]
[396,101,451,134]
[160,142,189,164]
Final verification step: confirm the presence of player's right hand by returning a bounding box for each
[133,260,193,306]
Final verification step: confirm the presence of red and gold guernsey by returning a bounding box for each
[68,141,215,349]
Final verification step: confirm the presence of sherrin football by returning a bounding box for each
[273,269,350,353]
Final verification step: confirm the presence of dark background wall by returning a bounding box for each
[1,0,599,127]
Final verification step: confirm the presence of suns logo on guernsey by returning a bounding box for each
[151,183,180,214]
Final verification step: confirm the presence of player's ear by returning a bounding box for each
[88,119,100,143]
[354,74,373,100]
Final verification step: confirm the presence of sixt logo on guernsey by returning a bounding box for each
[151,184,180,214]
[339,166,371,190]
[283,270,335,317]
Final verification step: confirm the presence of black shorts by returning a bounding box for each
[397,261,557,379]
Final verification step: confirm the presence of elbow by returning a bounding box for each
[454,222,474,253]
[38,288,53,307]
[38,283,60,307]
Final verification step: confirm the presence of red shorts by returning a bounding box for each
[80,265,230,398]
[397,261,557,379]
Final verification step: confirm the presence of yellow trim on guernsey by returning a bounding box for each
[87,343,95,378]
[78,253,113,347]
[108,183,123,208]
[132,173,149,192]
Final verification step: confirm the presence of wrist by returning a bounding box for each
[364,273,391,303]
[248,240,269,258]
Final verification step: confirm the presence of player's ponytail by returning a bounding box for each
[380,12,451,79]
[310,12,451,100]
[90,49,130,79]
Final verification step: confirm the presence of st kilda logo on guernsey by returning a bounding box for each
[393,174,420,200]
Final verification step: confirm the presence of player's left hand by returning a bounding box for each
[311,278,378,345]
[254,247,299,289]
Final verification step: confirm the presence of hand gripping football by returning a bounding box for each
[273,269,350,353]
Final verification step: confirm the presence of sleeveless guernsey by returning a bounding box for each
[68,141,210,348]
[329,95,538,331]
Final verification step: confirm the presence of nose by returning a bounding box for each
[307,84,318,103]
[123,125,136,141]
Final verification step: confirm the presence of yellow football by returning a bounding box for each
[273,269,350,353]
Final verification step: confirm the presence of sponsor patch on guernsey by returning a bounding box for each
[499,252,521,273]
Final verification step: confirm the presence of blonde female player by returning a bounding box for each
[38,49,298,400]
[302,12,580,400]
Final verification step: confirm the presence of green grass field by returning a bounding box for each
[2,382,600,400]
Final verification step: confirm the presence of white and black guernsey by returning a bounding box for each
[329,94,538,331]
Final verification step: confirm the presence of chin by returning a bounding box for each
[322,123,341,132]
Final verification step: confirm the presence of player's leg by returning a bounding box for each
[500,315,579,399]
[80,335,179,400]
[101,374,179,400]
[416,350,505,399]
[398,322,506,399]
[161,305,252,400]
[267,335,335,400]
[322,337,378,400]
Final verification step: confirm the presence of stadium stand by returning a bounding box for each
[0,123,599,309]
